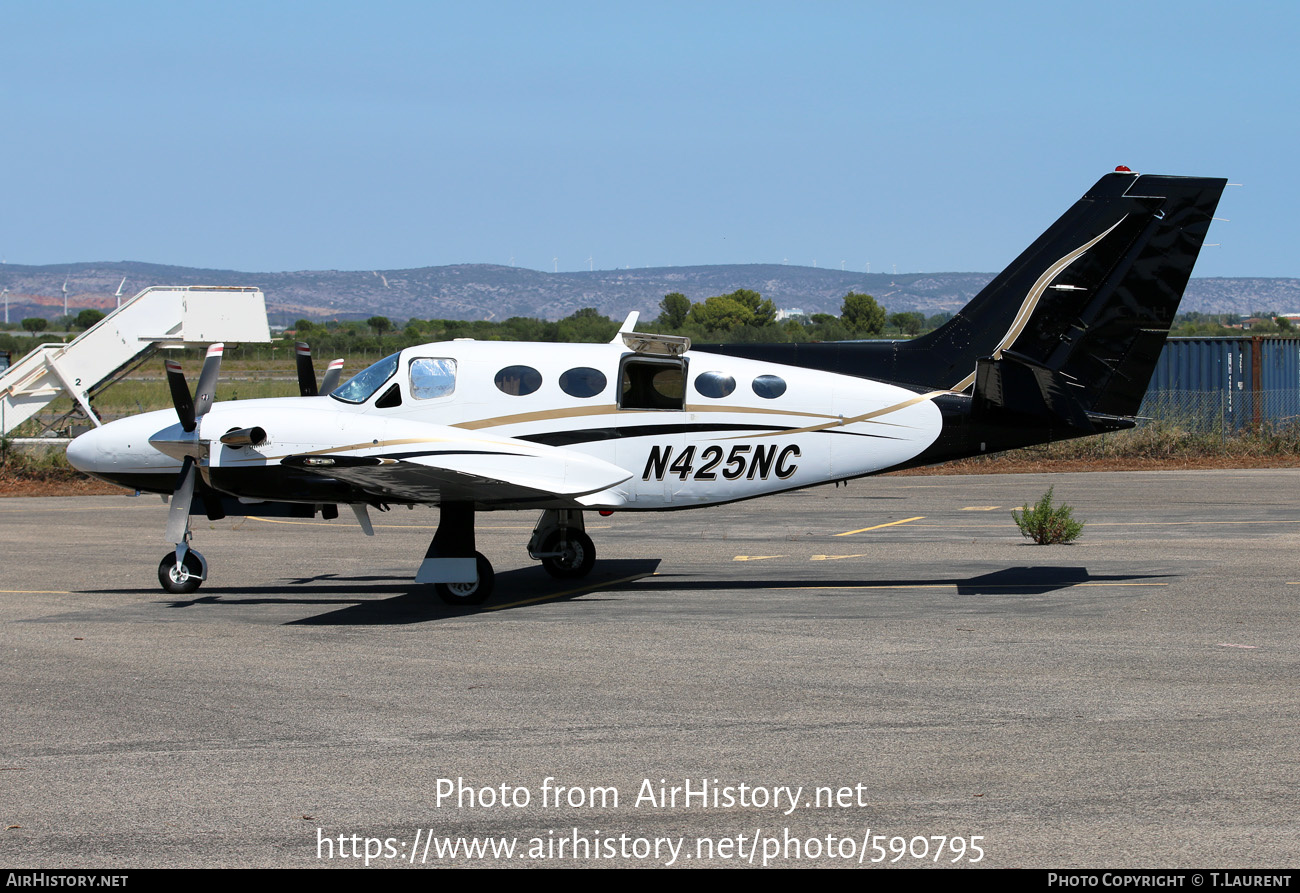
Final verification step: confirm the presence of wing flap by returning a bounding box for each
[282,438,632,507]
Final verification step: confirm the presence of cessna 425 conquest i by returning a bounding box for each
[67,170,1226,604]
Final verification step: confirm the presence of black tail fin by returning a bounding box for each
[913,171,1226,415]
[710,171,1226,418]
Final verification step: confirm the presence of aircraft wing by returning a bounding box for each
[280,436,633,507]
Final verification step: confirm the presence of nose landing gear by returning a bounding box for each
[158,544,207,595]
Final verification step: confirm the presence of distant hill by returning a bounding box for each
[1,261,1296,325]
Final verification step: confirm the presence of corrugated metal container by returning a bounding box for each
[1140,337,1300,431]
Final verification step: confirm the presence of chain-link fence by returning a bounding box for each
[1139,388,1300,434]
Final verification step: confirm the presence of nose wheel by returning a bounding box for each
[158,548,206,594]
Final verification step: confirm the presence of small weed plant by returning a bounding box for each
[1012,486,1084,544]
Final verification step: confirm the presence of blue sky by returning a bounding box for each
[2,1,1295,277]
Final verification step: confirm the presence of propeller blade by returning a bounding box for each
[295,342,318,397]
[164,360,196,432]
[192,343,223,419]
[165,456,197,544]
[320,359,345,396]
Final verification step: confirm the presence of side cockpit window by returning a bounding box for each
[619,357,687,410]
[331,352,399,404]
[410,358,457,400]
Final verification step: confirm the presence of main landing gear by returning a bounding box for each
[528,509,595,580]
[416,502,494,606]
[416,506,598,606]
[151,500,601,606]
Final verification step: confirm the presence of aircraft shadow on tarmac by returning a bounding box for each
[133,559,662,625]
[636,566,1175,596]
[83,563,1173,626]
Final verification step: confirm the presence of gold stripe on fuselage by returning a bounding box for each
[265,391,943,461]
[717,391,948,439]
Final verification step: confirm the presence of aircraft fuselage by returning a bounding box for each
[69,339,944,511]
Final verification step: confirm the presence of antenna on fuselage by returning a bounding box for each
[611,311,640,342]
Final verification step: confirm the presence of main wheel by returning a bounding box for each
[434,552,494,606]
[158,550,204,594]
[540,529,595,580]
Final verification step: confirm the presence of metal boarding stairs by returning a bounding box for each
[0,285,271,438]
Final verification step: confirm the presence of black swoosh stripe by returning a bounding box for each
[518,423,899,447]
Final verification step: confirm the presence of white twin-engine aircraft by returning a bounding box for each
[67,170,1226,605]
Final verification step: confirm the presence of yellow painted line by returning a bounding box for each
[249,516,531,530]
[0,503,160,513]
[810,554,871,561]
[733,555,784,561]
[248,516,608,532]
[907,519,1300,529]
[773,583,951,591]
[770,581,1168,591]
[961,506,1001,511]
[1078,582,1168,587]
[485,572,654,610]
[834,516,925,537]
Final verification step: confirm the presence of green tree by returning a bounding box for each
[75,309,105,330]
[501,316,555,342]
[925,312,953,331]
[21,318,47,335]
[658,292,691,329]
[555,307,618,342]
[727,289,776,327]
[367,315,392,336]
[294,318,315,334]
[689,294,756,331]
[888,311,925,336]
[689,289,776,332]
[840,292,886,335]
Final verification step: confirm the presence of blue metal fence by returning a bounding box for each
[1140,337,1300,431]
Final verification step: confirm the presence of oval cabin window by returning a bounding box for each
[494,365,542,396]
[694,371,736,399]
[559,367,608,398]
[751,374,787,399]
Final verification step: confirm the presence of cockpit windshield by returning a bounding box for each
[330,352,400,404]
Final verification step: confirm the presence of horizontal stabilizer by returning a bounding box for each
[973,351,1094,432]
